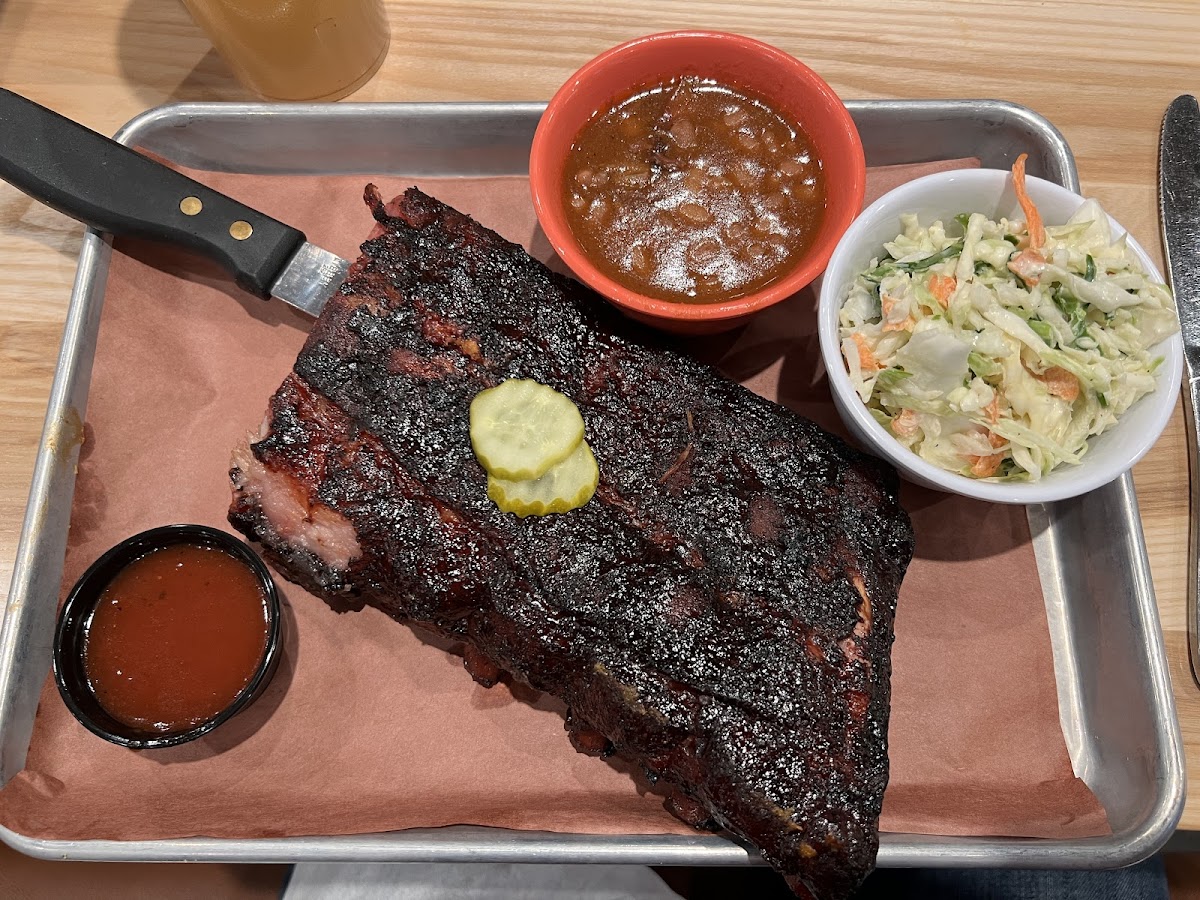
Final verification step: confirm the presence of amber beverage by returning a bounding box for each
[180,0,390,101]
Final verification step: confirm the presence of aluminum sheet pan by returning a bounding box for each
[0,100,1183,868]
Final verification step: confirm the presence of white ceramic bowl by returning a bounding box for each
[817,167,1183,504]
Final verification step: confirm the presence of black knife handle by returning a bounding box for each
[0,88,306,298]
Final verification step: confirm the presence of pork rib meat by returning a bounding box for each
[228,186,914,900]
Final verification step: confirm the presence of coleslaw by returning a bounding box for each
[838,157,1179,481]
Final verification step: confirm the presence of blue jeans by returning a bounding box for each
[649,857,1169,898]
[855,857,1168,899]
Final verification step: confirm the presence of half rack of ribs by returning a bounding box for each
[228,187,913,900]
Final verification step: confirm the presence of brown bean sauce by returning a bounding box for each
[562,75,826,304]
[82,543,270,734]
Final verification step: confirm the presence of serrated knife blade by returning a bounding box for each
[0,87,348,318]
[1159,93,1200,686]
[268,242,351,318]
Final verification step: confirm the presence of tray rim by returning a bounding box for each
[0,98,1184,869]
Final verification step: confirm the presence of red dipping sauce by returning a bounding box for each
[82,543,271,734]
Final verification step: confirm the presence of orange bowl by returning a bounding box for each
[530,31,866,335]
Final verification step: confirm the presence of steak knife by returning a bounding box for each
[1160,94,1200,686]
[0,88,347,317]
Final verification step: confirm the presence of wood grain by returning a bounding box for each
[1,0,1198,828]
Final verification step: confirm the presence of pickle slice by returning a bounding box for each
[487,440,599,518]
[469,379,586,480]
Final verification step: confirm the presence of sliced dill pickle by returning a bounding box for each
[488,441,599,518]
[469,379,585,480]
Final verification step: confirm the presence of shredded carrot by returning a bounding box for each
[968,430,1008,477]
[1011,153,1045,252]
[1006,249,1046,286]
[880,294,916,332]
[984,394,1001,424]
[1037,366,1080,402]
[969,453,1005,477]
[927,274,956,308]
[851,332,882,372]
[892,408,920,437]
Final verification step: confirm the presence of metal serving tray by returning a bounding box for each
[0,100,1184,867]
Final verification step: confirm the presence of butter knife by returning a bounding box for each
[1160,94,1200,686]
[0,88,347,317]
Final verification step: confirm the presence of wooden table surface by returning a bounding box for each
[0,0,1196,830]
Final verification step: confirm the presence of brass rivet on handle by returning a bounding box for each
[229,220,253,241]
[179,196,202,216]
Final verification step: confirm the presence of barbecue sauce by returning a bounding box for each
[82,544,270,734]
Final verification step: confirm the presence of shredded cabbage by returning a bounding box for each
[838,198,1178,481]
